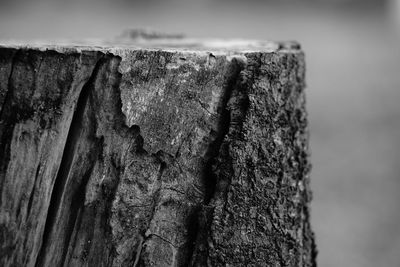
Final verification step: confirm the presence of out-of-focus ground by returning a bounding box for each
[1,1,400,266]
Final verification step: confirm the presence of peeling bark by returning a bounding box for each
[0,39,316,267]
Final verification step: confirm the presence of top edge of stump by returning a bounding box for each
[0,37,302,56]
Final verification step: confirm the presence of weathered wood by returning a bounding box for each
[0,38,316,266]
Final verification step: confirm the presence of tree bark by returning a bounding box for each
[0,39,316,267]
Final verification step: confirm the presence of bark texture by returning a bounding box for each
[0,39,316,267]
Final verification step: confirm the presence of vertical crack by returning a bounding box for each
[26,163,41,219]
[184,205,201,265]
[203,57,245,204]
[0,49,18,118]
[60,156,99,266]
[0,49,18,204]
[34,54,105,267]
[188,57,247,265]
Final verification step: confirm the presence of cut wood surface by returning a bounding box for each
[0,37,316,266]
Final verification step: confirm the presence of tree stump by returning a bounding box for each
[0,37,316,266]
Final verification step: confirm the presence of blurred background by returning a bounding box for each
[1,0,399,266]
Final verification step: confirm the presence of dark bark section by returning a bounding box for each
[0,49,99,267]
[191,52,316,267]
[0,45,316,267]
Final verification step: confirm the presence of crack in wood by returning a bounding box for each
[26,163,41,219]
[34,54,105,267]
[0,49,18,204]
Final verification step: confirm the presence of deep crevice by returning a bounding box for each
[184,205,201,265]
[34,54,105,267]
[26,163,41,219]
[203,57,244,204]
[0,49,18,205]
[60,160,98,266]
[187,58,247,265]
[59,86,106,266]
[0,49,17,118]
